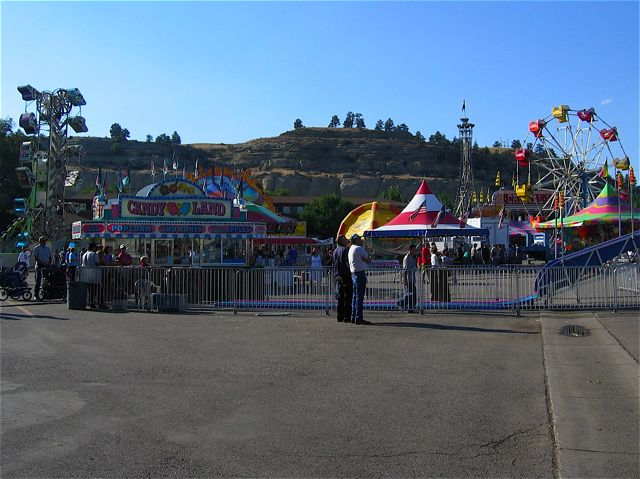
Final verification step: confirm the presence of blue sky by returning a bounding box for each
[2,1,638,170]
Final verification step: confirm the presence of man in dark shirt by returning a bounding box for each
[332,235,352,323]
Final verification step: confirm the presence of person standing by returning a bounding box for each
[310,247,323,288]
[82,243,105,308]
[348,234,372,325]
[65,243,79,282]
[32,236,52,300]
[17,246,31,270]
[115,244,132,266]
[400,244,418,312]
[332,235,352,323]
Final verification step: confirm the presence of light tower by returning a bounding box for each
[16,85,87,243]
[454,106,475,216]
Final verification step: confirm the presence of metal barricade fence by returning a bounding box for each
[73,263,640,312]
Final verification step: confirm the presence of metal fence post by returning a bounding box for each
[233,268,239,315]
[515,268,521,317]
[612,265,618,313]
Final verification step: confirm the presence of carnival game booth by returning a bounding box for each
[72,179,267,266]
[536,183,638,250]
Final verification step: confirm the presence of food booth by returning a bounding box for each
[72,179,267,266]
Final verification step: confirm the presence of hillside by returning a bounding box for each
[71,127,515,201]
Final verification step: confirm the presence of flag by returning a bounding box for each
[172,151,178,170]
[498,206,506,229]
[599,160,609,179]
[182,164,186,179]
[462,99,466,112]
[162,157,168,176]
[116,169,123,193]
[431,205,446,228]
[459,206,472,228]
[194,157,199,179]
[95,163,102,192]
[151,159,156,178]
[409,200,426,222]
[121,164,129,186]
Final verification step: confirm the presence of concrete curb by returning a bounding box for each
[541,311,640,478]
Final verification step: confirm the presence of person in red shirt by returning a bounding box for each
[116,244,133,266]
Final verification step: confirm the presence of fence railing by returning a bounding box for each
[71,263,640,312]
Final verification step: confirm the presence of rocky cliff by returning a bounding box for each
[72,128,514,201]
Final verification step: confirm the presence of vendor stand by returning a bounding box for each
[72,179,267,266]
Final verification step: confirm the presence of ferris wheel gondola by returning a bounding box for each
[514,105,629,217]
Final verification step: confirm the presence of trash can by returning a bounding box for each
[67,281,87,310]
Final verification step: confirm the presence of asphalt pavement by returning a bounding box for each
[1,300,638,478]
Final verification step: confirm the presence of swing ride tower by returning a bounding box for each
[454,114,476,216]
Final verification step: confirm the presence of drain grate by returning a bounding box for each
[561,325,588,337]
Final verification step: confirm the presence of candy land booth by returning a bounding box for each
[72,179,266,266]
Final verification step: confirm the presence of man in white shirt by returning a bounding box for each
[348,234,372,325]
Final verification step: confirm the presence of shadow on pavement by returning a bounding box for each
[1,312,69,321]
[372,321,539,334]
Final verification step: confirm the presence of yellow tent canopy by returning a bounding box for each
[337,202,402,239]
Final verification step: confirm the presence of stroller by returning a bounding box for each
[0,263,32,301]
[41,265,68,300]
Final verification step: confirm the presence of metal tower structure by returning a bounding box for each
[15,85,87,244]
[454,115,476,216]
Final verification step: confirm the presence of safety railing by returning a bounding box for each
[71,263,640,312]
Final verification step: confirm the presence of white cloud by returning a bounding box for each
[600,98,613,105]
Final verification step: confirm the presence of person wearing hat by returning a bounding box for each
[115,244,132,266]
[65,242,79,282]
[32,236,52,300]
[332,234,352,323]
[347,234,372,325]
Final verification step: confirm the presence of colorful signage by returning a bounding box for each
[494,189,554,210]
[147,179,205,197]
[120,197,231,219]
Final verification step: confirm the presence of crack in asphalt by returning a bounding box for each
[560,447,640,456]
[313,423,549,459]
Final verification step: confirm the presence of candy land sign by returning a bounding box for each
[120,197,231,219]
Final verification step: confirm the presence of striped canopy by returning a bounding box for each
[537,183,637,229]
[366,180,488,237]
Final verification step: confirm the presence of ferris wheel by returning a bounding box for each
[514,105,629,217]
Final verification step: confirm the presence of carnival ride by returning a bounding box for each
[1,85,88,249]
[514,105,629,217]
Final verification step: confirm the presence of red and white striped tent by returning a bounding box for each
[366,180,488,238]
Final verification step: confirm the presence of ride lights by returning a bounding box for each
[554,194,559,211]
[559,192,565,209]
[630,167,636,186]
[617,173,624,190]
[17,84,40,101]
[66,88,86,106]
[68,115,88,133]
[19,112,38,134]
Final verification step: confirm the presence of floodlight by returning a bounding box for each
[68,115,88,133]
[19,112,38,134]
[66,88,86,106]
[17,84,40,101]
[19,142,33,163]
[13,198,28,216]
